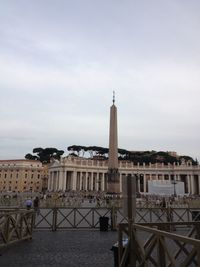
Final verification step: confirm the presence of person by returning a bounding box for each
[33,196,40,215]
[25,198,33,210]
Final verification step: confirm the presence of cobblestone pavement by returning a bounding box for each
[0,230,118,267]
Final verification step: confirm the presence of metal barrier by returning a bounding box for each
[0,210,34,248]
[33,207,199,230]
[118,222,200,267]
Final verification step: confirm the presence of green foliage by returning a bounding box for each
[67,145,196,165]
[25,147,64,164]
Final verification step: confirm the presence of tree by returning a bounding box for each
[25,147,64,164]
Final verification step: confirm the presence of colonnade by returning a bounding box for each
[48,170,200,195]
[48,157,200,195]
[48,170,108,192]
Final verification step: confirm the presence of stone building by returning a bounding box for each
[48,156,200,195]
[0,159,48,192]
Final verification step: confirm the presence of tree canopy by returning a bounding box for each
[25,147,64,164]
[25,145,197,165]
[67,145,197,165]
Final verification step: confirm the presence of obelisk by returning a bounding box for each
[107,92,120,194]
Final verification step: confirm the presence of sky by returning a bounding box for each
[0,0,200,161]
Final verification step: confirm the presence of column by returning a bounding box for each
[48,172,51,190]
[102,173,105,191]
[62,171,66,191]
[58,171,63,190]
[90,172,94,191]
[176,174,180,181]
[143,174,146,193]
[138,177,141,193]
[85,172,87,190]
[119,173,122,192]
[56,171,60,191]
[187,175,191,194]
[72,171,77,190]
[80,172,82,190]
[96,172,99,191]
[51,172,55,190]
[191,174,195,195]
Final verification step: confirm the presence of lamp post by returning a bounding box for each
[171,179,177,197]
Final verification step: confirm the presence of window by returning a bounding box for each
[4,174,7,178]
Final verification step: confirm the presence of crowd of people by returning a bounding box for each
[0,190,200,210]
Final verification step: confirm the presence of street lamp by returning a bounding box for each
[171,178,177,197]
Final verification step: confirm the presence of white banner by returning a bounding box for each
[148,180,185,195]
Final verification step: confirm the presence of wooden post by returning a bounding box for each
[127,174,137,267]
[157,236,166,266]
[111,206,117,231]
[52,208,57,231]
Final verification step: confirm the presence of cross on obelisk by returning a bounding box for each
[107,91,120,194]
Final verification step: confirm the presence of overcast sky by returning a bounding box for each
[0,0,200,161]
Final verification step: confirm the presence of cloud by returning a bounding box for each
[0,0,200,161]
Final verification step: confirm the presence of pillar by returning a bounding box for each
[72,171,77,190]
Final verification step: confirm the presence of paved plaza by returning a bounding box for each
[0,230,118,267]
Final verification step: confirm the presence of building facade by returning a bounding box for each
[48,156,200,195]
[0,159,48,192]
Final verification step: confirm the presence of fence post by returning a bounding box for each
[111,206,117,231]
[4,214,10,244]
[157,235,166,266]
[52,208,57,231]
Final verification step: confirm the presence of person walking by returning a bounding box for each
[25,198,33,210]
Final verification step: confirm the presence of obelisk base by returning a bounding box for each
[107,168,120,194]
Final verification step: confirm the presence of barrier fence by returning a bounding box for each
[0,210,34,248]
[33,207,200,231]
[1,206,200,263]
[118,221,200,267]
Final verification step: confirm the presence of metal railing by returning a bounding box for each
[0,210,34,248]
[32,207,200,230]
